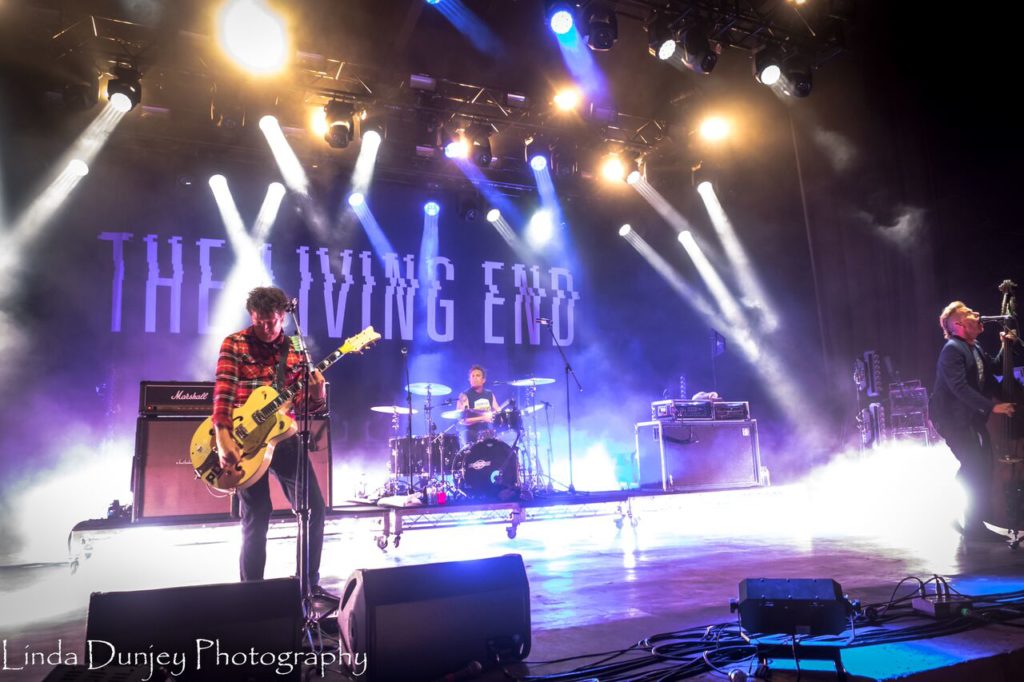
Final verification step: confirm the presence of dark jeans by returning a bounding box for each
[237,435,325,585]
[941,426,993,530]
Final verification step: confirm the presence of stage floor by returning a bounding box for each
[5,455,1024,681]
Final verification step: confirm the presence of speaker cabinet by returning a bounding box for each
[86,578,302,681]
[338,554,531,682]
[133,416,332,521]
[635,420,762,491]
[736,578,850,636]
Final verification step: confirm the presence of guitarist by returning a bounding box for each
[930,301,1017,540]
[213,286,330,591]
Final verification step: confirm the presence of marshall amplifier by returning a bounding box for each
[140,381,214,416]
[139,380,331,416]
[635,420,762,492]
[712,401,750,421]
[651,399,714,421]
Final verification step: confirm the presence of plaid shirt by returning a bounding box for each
[212,327,325,430]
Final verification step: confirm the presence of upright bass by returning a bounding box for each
[986,279,1024,536]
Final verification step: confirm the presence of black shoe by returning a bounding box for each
[311,585,341,612]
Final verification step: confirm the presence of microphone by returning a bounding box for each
[400,347,408,355]
[981,315,1013,323]
[536,317,551,325]
[432,661,482,682]
[491,380,506,385]
[284,298,298,313]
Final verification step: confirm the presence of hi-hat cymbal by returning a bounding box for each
[370,405,418,415]
[521,403,549,415]
[441,409,463,420]
[405,382,452,396]
[508,377,555,387]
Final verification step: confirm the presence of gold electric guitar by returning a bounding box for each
[190,326,381,492]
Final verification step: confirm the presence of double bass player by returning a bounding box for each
[930,301,1019,540]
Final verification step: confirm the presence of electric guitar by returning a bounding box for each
[189,326,381,492]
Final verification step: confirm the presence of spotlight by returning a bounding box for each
[546,1,575,35]
[680,25,718,74]
[209,174,228,190]
[218,0,288,75]
[324,100,355,149]
[466,123,494,167]
[553,87,582,112]
[753,46,783,86]
[526,209,555,246]
[618,223,632,236]
[698,116,730,142]
[696,180,713,193]
[67,159,89,177]
[780,54,813,97]
[427,0,442,4]
[526,135,552,171]
[645,14,676,60]
[363,130,382,146]
[424,201,440,217]
[486,208,501,223]
[582,1,618,51]
[360,115,387,142]
[106,65,141,112]
[444,139,469,159]
[600,154,626,183]
[348,192,365,207]
[626,170,642,185]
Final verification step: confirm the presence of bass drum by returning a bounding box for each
[454,438,518,499]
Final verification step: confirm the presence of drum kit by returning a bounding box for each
[369,376,557,501]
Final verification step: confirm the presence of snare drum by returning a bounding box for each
[453,438,518,499]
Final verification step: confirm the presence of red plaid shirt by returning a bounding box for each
[212,327,325,430]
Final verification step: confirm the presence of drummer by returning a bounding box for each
[456,364,502,446]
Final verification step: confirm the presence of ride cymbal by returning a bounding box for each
[405,382,453,396]
[370,405,418,415]
[508,377,555,387]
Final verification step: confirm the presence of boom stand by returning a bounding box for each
[541,321,582,493]
[286,308,323,646]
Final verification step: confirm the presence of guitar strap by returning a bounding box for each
[273,338,291,392]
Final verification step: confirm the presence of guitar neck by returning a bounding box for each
[255,350,346,422]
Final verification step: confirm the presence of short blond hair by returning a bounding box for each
[939,301,968,339]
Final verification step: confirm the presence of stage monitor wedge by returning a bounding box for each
[338,554,531,682]
[86,578,302,681]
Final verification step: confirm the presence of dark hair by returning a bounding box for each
[470,364,486,378]
[246,287,290,315]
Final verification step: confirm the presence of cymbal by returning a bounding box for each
[508,377,555,387]
[370,405,418,415]
[405,382,452,396]
[441,409,463,420]
[521,403,549,416]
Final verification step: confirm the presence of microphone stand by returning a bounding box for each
[402,347,413,494]
[541,320,582,494]
[286,304,320,647]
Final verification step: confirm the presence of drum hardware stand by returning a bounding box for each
[384,408,405,497]
[541,401,564,492]
[400,347,416,495]
[541,320,582,493]
[285,303,330,652]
